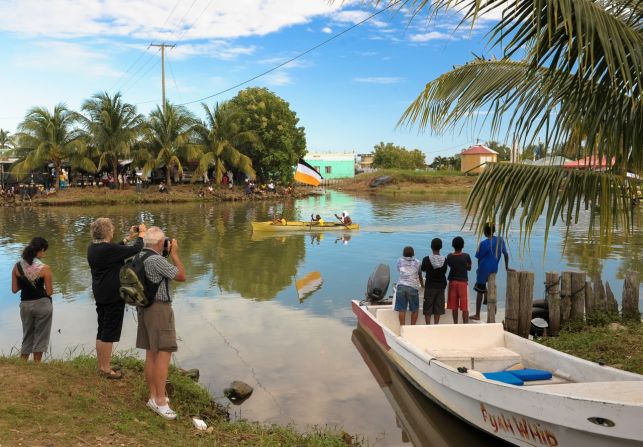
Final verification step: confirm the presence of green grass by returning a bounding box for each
[0,354,357,446]
[537,319,643,374]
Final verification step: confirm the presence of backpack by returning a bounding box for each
[119,250,164,307]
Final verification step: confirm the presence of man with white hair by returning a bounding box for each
[136,226,186,420]
[334,210,353,226]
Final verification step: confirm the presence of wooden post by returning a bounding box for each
[622,271,640,322]
[486,273,497,324]
[518,271,534,338]
[605,282,619,313]
[546,272,560,336]
[570,272,586,322]
[585,281,595,316]
[505,270,520,335]
[560,272,572,323]
[593,274,607,313]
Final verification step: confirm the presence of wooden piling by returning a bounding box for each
[546,272,560,336]
[486,273,497,324]
[593,274,607,313]
[585,281,595,316]
[518,271,534,338]
[605,282,619,313]
[570,272,586,322]
[560,272,572,323]
[505,270,520,335]
[622,271,640,322]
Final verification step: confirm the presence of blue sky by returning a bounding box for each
[0,0,503,162]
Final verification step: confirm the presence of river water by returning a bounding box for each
[0,191,641,446]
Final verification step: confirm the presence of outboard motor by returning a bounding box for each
[366,264,390,302]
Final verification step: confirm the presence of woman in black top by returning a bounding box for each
[11,237,53,363]
[87,218,146,379]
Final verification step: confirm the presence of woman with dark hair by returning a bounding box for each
[11,237,53,363]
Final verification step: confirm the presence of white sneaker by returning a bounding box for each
[154,404,177,420]
[146,398,157,411]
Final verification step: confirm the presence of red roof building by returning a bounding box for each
[461,145,498,174]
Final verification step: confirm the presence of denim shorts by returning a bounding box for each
[394,285,420,312]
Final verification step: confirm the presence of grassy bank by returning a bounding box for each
[6,184,315,206]
[331,170,475,196]
[0,355,354,446]
[537,320,643,375]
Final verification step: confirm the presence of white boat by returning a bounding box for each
[352,299,643,447]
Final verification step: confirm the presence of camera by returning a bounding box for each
[162,237,171,257]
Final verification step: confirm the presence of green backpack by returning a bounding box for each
[119,250,163,307]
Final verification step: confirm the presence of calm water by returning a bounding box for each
[0,191,641,446]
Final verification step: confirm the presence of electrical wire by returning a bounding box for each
[109,0,181,94]
[177,0,403,106]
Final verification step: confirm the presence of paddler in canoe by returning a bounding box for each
[310,214,325,226]
[334,211,353,227]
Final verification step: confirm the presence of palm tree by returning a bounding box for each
[137,101,198,187]
[193,102,257,184]
[0,128,13,153]
[368,0,642,243]
[11,104,96,180]
[80,92,143,184]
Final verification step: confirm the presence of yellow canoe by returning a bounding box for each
[252,221,359,232]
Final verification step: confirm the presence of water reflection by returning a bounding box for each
[352,327,509,447]
[0,192,641,446]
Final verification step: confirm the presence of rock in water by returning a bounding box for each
[224,380,253,404]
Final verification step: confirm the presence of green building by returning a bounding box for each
[304,153,355,180]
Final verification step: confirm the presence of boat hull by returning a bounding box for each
[252,221,359,232]
[352,300,643,447]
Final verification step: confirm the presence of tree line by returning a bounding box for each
[0,87,307,187]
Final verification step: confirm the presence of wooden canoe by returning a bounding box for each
[252,221,359,232]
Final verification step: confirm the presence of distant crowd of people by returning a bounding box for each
[11,219,186,420]
[395,224,511,325]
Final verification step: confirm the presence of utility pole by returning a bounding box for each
[150,43,175,114]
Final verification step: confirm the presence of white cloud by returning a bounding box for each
[321,26,333,34]
[0,0,348,40]
[171,42,256,60]
[11,41,123,78]
[353,76,403,84]
[263,70,293,86]
[331,9,388,28]
[409,31,453,42]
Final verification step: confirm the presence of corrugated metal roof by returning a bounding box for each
[461,144,498,155]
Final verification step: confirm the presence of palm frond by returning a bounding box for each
[465,163,638,245]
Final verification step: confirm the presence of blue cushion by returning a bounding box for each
[483,371,524,386]
[508,369,552,381]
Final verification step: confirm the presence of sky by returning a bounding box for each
[0,0,504,162]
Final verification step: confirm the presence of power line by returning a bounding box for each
[178,0,403,106]
[109,0,182,94]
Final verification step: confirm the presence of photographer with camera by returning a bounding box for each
[87,218,146,380]
[137,226,185,420]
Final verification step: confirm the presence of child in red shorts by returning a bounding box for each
[446,236,472,324]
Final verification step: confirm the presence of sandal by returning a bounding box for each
[99,369,123,380]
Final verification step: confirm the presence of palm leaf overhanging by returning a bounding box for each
[372,0,642,243]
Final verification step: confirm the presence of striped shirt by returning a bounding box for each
[142,249,179,303]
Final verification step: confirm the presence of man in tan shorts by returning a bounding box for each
[136,227,186,420]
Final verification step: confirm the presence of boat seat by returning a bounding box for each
[425,347,522,372]
[399,324,521,371]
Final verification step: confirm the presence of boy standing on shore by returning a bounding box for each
[421,238,448,324]
[446,236,472,324]
[472,224,511,320]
